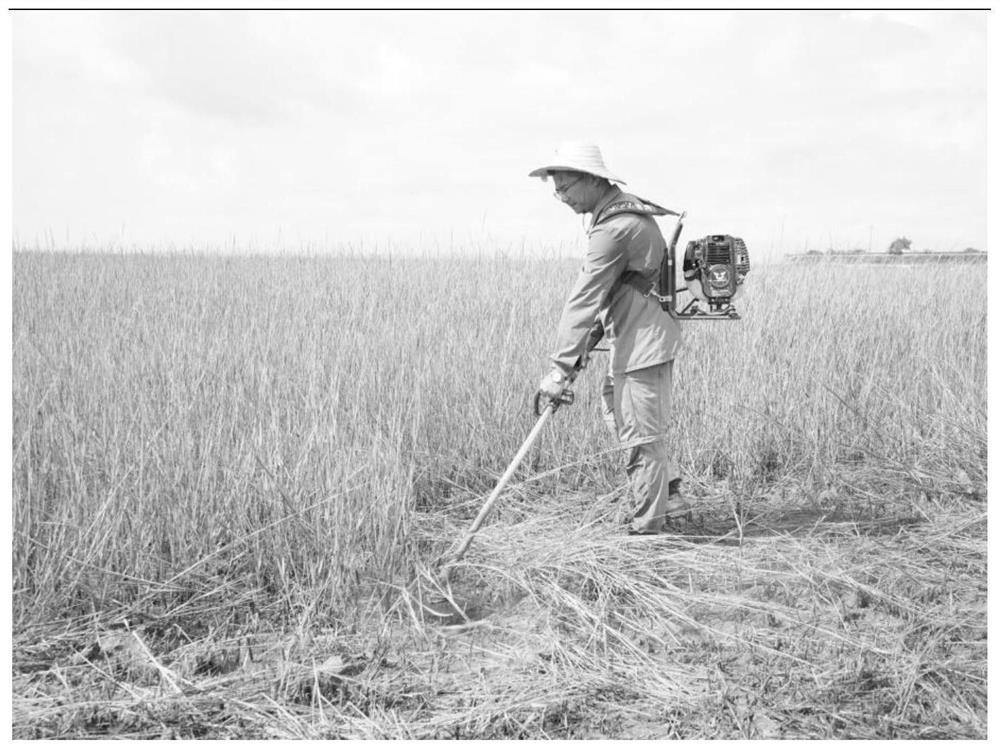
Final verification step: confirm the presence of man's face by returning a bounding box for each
[550,171,596,214]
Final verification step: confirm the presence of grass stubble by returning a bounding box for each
[11,250,986,738]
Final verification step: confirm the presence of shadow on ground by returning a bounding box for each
[690,504,927,545]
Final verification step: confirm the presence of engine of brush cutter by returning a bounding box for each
[680,235,750,319]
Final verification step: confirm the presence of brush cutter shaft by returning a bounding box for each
[439,330,601,577]
[447,403,556,564]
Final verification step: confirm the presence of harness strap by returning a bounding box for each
[592,193,678,305]
[619,270,657,298]
[592,196,679,227]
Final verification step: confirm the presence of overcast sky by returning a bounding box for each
[11,9,988,257]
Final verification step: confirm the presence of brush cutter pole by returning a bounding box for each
[446,402,556,567]
[435,322,604,581]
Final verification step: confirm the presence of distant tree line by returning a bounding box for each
[803,237,983,256]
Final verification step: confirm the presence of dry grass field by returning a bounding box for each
[11,250,986,738]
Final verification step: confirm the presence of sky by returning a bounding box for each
[9,7,990,258]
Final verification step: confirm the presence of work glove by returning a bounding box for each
[537,368,568,401]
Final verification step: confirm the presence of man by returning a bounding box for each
[529,142,688,535]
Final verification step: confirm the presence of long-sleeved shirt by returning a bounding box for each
[550,186,683,376]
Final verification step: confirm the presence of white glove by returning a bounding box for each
[538,369,567,400]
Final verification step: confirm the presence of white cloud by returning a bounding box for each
[11,9,988,254]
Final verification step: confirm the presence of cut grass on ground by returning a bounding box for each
[13,477,986,739]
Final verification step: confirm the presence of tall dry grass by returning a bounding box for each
[12,250,986,738]
[12,252,572,625]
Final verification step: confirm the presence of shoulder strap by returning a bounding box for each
[592,194,680,227]
[594,193,678,302]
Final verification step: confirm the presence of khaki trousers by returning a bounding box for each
[601,361,678,533]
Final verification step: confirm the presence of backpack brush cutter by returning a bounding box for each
[623,210,751,320]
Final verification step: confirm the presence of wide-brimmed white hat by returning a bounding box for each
[528,141,627,185]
